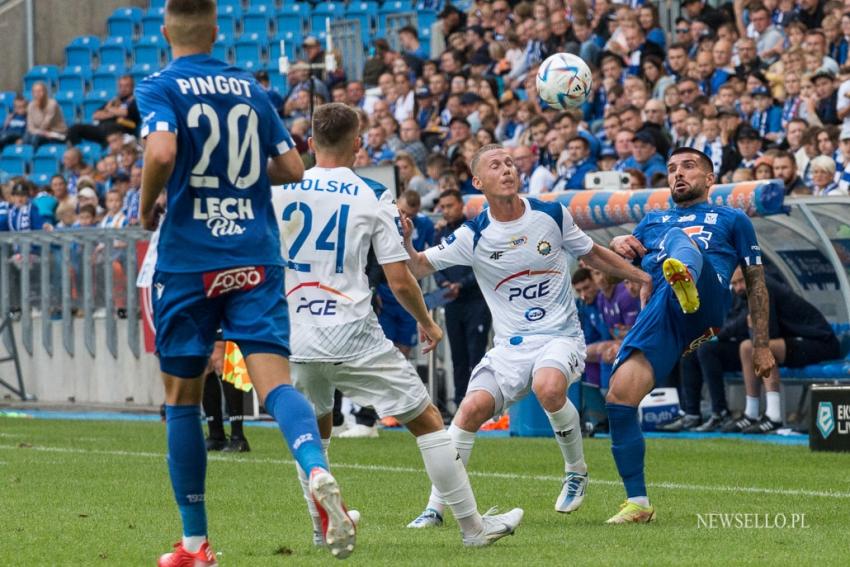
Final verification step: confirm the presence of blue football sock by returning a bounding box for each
[165,405,208,537]
[607,403,647,499]
[265,384,328,474]
[664,227,703,280]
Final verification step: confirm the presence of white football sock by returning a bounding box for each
[182,535,206,553]
[765,391,781,423]
[627,496,651,507]
[546,400,587,474]
[296,438,331,533]
[417,429,483,535]
[425,424,476,514]
[745,396,760,420]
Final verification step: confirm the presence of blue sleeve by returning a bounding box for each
[422,217,436,247]
[135,77,178,139]
[253,81,295,157]
[30,206,44,230]
[732,210,762,268]
[632,215,649,243]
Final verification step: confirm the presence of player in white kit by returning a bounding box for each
[272,104,523,548]
[403,144,652,528]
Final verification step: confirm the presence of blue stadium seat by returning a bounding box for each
[32,144,64,180]
[267,68,287,93]
[55,91,81,124]
[0,91,16,111]
[141,13,163,36]
[269,31,300,62]
[346,1,379,43]
[237,59,263,73]
[65,35,101,67]
[29,173,52,187]
[23,65,60,94]
[148,0,166,9]
[129,63,156,84]
[378,1,415,36]
[133,35,166,66]
[83,91,111,123]
[241,7,272,37]
[248,0,278,8]
[0,144,34,176]
[78,142,103,164]
[218,0,242,7]
[107,7,143,40]
[0,106,5,126]
[92,65,125,92]
[311,2,342,35]
[212,39,234,63]
[57,67,91,97]
[234,37,264,65]
[217,14,238,37]
[275,5,305,35]
[99,37,130,67]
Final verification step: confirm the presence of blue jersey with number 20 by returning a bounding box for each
[136,54,295,273]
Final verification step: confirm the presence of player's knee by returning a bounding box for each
[532,380,567,412]
[455,393,494,430]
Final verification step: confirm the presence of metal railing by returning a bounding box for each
[329,18,365,82]
[0,228,148,360]
[384,12,417,53]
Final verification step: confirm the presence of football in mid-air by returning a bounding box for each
[536,52,593,109]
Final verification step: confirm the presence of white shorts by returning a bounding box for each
[467,334,586,415]
[291,342,431,423]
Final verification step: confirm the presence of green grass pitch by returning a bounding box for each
[1,417,848,566]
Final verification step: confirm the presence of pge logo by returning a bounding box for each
[296,298,338,316]
[509,280,550,302]
[203,266,265,298]
[817,401,835,439]
[525,307,546,321]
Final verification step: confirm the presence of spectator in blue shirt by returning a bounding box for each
[364,124,395,164]
[560,136,598,190]
[398,25,429,61]
[749,86,783,142]
[0,97,28,150]
[621,130,667,186]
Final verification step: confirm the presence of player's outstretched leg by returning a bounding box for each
[660,228,704,314]
[605,355,656,525]
[159,373,218,567]
[407,402,523,547]
[532,369,589,514]
[263,383,356,558]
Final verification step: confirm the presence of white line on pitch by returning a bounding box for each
[0,443,847,500]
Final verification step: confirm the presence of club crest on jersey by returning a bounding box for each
[203,266,265,298]
[537,240,552,256]
[508,235,528,248]
[704,212,718,224]
[193,197,255,237]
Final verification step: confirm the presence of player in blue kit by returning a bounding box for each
[604,147,776,523]
[137,1,355,564]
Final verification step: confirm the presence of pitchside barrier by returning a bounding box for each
[1,187,848,420]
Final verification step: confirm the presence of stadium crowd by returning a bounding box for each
[0,0,846,430]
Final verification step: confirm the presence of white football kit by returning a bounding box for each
[272,167,430,421]
[424,197,592,412]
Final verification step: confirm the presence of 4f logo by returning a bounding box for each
[490,251,505,260]
[817,402,835,439]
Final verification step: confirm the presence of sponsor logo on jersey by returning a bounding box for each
[494,268,562,290]
[677,214,697,222]
[661,215,671,222]
[508,235,528,248]
[508,280,550,302]
[524,307,546,321]
[193,197,255,237]
[490,250,505,260]
[438,232,457,250]
[704,212,718,224]
[203,266,265,298]
[537,240,552,256]
[682,225,713,248]
[286,281,352,316]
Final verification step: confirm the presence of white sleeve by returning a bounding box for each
[530,166,556,193]
[559,205,594,256]
[371,192,410,265]
[423,224,475,269]
[838,81,850,115]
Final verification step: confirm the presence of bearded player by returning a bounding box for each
[603,147,775,523]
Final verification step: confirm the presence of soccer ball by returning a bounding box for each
[536,52,592,110]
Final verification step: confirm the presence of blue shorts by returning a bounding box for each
[377,299,418,348]
[613,258,731,384]
[153,265,290,378]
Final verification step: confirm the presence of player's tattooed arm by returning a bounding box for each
[744,264,776,378]
[400,214,437,280]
